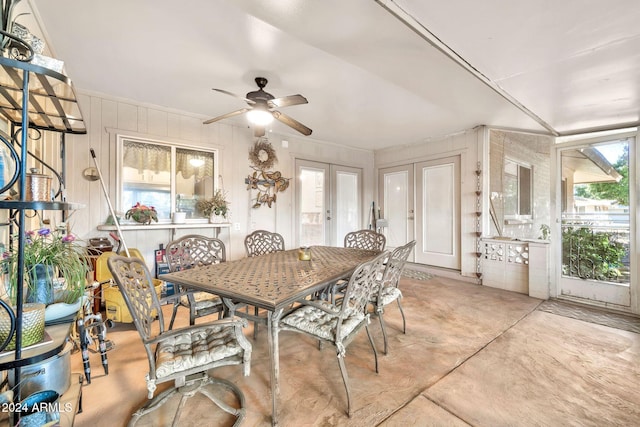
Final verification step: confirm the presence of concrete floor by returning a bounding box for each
[69,274,640,426]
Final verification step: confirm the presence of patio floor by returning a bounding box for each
[68,273,640,426]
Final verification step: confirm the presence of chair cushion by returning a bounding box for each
[281,303,365,341]
[180,292,222,309]
[378,287,402,306]
[155,324,243,378]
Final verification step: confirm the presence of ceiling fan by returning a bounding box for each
[204,77,312,137]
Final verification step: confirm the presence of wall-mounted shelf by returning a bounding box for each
[0,200,85,210]
[97,222,231,232]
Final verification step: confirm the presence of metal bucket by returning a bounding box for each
[9,343,71,396]
[25,168,52,201]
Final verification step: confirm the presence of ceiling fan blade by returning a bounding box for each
[203,108,250,125]
[268,94,308,109]
[272,111,312,136]
[212,88,256,105]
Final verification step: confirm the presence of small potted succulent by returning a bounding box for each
[125,202,158,224]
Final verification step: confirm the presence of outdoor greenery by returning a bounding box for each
[562,226,626,281]
[574,145,629,206]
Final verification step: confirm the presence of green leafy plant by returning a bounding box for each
[125,202,158,224]
[562,226,626,281]
[196,189,229,218]
[2,226,88,305]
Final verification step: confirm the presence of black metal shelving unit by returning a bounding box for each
[0,51,86,423]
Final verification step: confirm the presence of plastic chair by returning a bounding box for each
[279,251,388,417]
[370,240,416,354]
[165,235,226,330]
[107,255,252,427]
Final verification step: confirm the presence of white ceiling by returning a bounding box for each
[27,0,640,151]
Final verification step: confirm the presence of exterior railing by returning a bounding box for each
[561,212,629,284]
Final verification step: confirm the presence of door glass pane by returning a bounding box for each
[384,171,409,248]
[122,141,171,219]
[176,148,215,219]
[335,171,358,244]
[561,141,630,284]
[299,167,325,246]
[423,164,454,254]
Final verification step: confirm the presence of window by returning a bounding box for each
[118,136,217,222]
[503,158,532,218]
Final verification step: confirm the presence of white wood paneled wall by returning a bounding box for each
[61,92,375,265]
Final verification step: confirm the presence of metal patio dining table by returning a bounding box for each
[159,245,380,425]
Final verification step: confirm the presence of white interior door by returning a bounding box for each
[415,156,460,269]
[296,159,362,247]
[379,164,414,256]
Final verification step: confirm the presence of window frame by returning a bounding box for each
[116,134,219,223]
[503,157,533,221]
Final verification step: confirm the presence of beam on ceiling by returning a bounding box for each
[376,0,559,136]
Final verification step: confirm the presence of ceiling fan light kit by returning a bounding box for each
[204,77,312,137]
[247,108,274,126]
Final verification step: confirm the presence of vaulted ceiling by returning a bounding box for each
[28,0,640,150]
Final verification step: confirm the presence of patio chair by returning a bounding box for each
[328,229,386,303]
[371,240,416,354]
[278,251,388,417]
[344,229,386,251]
[232,230,285,339]
[244,229,285,257]
[107,255,251,427]
[165,235,226,330]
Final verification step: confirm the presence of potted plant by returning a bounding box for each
[125,202,158,224]
[196,189,230,223]
[2,225,88,307]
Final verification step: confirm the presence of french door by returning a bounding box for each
[295,159,362,247]
[379,156,460,269]
[415,156,460,269]
[378,164,415,256]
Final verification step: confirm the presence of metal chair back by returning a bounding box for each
[166,234,226,271]
[344,229,386,251]
[244,230,285,257]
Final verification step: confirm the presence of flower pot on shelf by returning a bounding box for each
[0,303,46,351]
[209,213,226,224]
[125,203,158,225]
[44,297,83,323]
[26,264,54,306]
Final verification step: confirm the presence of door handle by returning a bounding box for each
[327,216,331,220]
